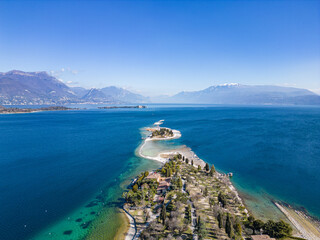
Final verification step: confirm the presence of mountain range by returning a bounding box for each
[165,83,320,105]
[0,70,149,105]
[0,70,319,105]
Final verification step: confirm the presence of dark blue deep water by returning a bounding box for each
[1,106,320,240]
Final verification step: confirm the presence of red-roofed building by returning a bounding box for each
[145,172,161,182]
[157,178,171,194]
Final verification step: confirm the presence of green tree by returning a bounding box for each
[198,165,201,171]
[166,168,172,177]
[263,220,292,238]
[225,213,234,238]
[217,212,223,228]
[245,215,255,234]
[160,204,166,225]
[234,217,242,236]
[177,177,183,190]
[197,216,207,239]
[185,204,192,224]
[191,159,194,166]
[132,184,138,192]
[186,158,189,164]
[209,197,215,209]
[204,163,209,171]
[253,219,264,234]
[167,200,176,212]
[203,186,208,197]
[218,192,227,207]
[209,165,215,176]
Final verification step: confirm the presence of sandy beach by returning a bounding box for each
[137,127,182,163]
[123,208,136,240]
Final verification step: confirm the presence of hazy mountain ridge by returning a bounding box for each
[0,70,78,105]
[165,84,320,105]
[0,70,148,105]
[0,70,319,105]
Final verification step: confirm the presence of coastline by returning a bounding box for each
[137,128,181,163]
[126,122,320,240]
[126,124,251,239]
[122,208,136,240]
[274,202,320,240]
[114,209,131,240]
[0,106,77,114]
[137,126,244,208]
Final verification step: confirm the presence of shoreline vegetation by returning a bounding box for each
[0,105,77,114]
[0,104,147,114]
[122,121,320,240]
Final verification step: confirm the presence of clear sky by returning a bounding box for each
[0,0,319,96]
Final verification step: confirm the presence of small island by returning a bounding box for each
[144,120,181,141]
[98,105,146,109]
[149,128,174,138]
[0,105,77,114]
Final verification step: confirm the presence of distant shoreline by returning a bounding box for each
[98,105,146,109]
[0,106,78,114]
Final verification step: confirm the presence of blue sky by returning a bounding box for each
[0,0,319,95]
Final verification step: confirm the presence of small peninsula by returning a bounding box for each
[122,122,320,240]
[98,105,146,109]
[0,105,77,114]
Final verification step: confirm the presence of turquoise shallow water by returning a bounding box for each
[1,105,320,240]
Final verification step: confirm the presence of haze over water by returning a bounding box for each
[1,105,320,240]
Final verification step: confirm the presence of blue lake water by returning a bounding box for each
[0,105,319,239]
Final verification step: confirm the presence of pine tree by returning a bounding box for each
[225,213,234,238]
[188,204,192,223]
[191,159,194,166]
[185,204,192,224]
[197,216,202,231]
[217,212,223,228]
[209,165,215,176]
[160,204,166,225]
[218,192,227,207]
[204,163,209,171]
[197,215,207,239]
[177,177,183,189]
[235,219,242,236]
[203,186,208,197]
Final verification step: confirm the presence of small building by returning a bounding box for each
[145,172,161,182]
[251,235,276,240]
[157,179,171,194]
